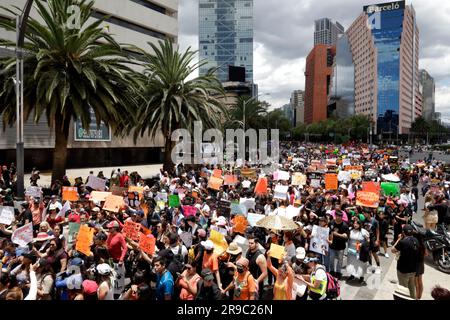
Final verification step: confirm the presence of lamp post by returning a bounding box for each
[15,0,34,199]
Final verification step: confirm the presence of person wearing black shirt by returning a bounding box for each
[195,268,223,300]
[328,210,349,279]
[428,196,450,226]
[392,225,419,299]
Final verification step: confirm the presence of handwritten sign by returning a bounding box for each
[310,179,321,189]
[75,224,94,256]
[90,191,112,202]
[274,185,288,200]
[273,170,290,181]
[310,225,330,255]
[169,195,180,208]
[291,173,306,186]
[62,187,79,202]
[25,186,42,199]
[0,206,15,225]
[356,191,380,208]
[207,176,223,191]
[123,220,141,241]
[11,222,33,247]
[182,205,197,217]
[139,233,156,255]
[102,195,125,213]
[325,173,338,190]
[233,215,248,234]
[269,243,285,260]
[86,175,106,191]
[247,213,265,227]
[110,186,128,196]
[239,198,255,213]
[128,186,144,200]
[224,175,238,185]
[362,182,380,194]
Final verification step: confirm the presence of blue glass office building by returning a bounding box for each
[199,0,253,82]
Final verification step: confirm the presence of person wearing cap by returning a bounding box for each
[218,242,243,299]
[194,268,223,300]
[106,220,127,266]
[391,224,420,299]
[200,240,222,290]
[46,203,63,229]
[297,255,328,300]
[96,263,115,300]
[222,257,257,300]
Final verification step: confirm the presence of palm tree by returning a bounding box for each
[0,0,140,183]
[133,39,226,172]
[226,96,267,130]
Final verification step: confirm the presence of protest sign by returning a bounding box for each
[180,232,193,248]
[326,159,337,166]
[273,170,290,181]
[325,173,338,190]
[310,179,321,188]
[68,222,81,244]
[157,201,166,210]
[139,233,156,255]
[342,158,351,167]
[127,192,140,208]
[239,198,255,213]
[75,224,94,256]
[233,215,248,234]
[247,213,265,227]
[274,185,288,200]
[156,192,168,202]
[57,201,71,218]
[110,186,128,196]
[310,225,330,255]
[62,187,79,202]
[362,182,380,194]
[231,203,247,216]
[242,180,251,189]
[86,175,106,191]
[182,205,197,217]
[224,175,238,185]
[217,199,231,218]
[356,191,380,208]
[123,220,141,241]
[240,168,256,179]
[90,191,112,202]
[285,205,301,219]
[169,195,180,208]
[128,186,144,200]
[254,177,268,195]
[381,182,400,197]
[113,263,126,295]
[0,206,15,225]
[269,243,285,260]
[345,165,363,172]
[102,195,124,213]
[208,176,223,191]
[11,222,33,247]
[25,186,42,199]
[213,169,223,178]
[291,173,306,186]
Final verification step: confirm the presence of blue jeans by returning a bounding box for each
[329,249,344,274]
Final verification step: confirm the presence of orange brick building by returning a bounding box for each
[304,45,336,124]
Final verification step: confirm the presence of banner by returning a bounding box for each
[269,243,285,260]
[169,195,180,208]
[129,186,144,200]
[247,213,265,227]
[381,182,400,197]
[180,232,193,248]
[0,206,15,225]
[224,175,238,185]
[11,222,33,247]
[102,195,125,213]
[273,170,290,181]
[207,176,223,191]
[362,182,380,194]
[25,186,42,199]
[110,186,128,196]
[123,220,141,241]
[139,233,156,255]
[325,173,338,190]
[182,205,197,217]
[356,191,380,208]
[75,224,94,256]
[86,175,106,191]
[233,215,248,234]
[213,169,223,178]
[90,191,112,202]
[310,225,330,255]
[254,177,268,195]
[274,185,288,200]
[57,201,71,218]
[291,173,306,186]
[240,168,256,179]
[62,187,79,202]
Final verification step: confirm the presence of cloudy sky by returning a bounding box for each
[178,0,450,120]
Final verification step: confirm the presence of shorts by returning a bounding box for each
[416,262,424,276]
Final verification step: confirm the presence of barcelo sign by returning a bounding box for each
[364,1,405,14]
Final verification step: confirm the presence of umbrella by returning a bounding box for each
[256,215,299,231]
[381,174,400,182]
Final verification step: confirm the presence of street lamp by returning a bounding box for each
[15,0,34,199]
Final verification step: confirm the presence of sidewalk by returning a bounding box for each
[24,164,163,188]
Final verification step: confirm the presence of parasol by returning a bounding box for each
[256,215,299,231]
[381,174,400,182]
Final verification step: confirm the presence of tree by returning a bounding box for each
[133,39,226,172]
[226,96,267,130]
[0,0,140,183]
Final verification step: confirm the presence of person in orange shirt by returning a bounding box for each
[200,240,222,290]
[266,251,294,300]
[176,261,201,300]
[222,257,257,300]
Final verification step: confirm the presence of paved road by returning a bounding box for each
[399,150,450,163]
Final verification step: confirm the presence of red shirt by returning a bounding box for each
[119,175,129,188]
[106,232,128,262]
[67,212,81,223]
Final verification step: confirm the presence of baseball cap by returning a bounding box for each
[69,257,84,267]
[107,221,120,229]
[236,257,249,268]
[403,224,414,235]
[295,247,306,260]
[201,268,214,281]
[82,280,98,295]
[96,263,112,275]
[303,256,319,264]
[201,240,214,250]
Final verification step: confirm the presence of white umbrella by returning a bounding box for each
[382,174,400,182]
[256,215,299,231]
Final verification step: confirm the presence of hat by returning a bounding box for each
[304,225,313,232]
[95,232,107,241]
[403,224,414,235]
[69,257,84,267]
[217,216,227,227]
[91,207,100,212]
[107,221,120,229]
[236,257,249,268]
[226,242,242,255]
[296,221,304,228]
[201,268,214,281]
[294,200,301,205]
[82,280,98,295]
[96,263,113,275]
[201,240,214,250]
[303,256,319,264]
[49,203,58,211]
[33,232,55,242]
[295,247,306,260]
[197,229,206,238]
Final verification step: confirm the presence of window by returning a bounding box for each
[129,0,167,14]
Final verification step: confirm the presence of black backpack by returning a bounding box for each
[167,246,185,279]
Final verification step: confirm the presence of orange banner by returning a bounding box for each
[62,187,79,202]
[233,215,248,235]
[75,224,94,256]
[356,191,380,208]
[123,220,141,241]
[139,233,156,255]
[224,175,238,185]
[103,195,125,213]
[362,181,380,194]
[207,176,223,191]
[254,177,268,195]
[345,165,363,172]
[325,174,338,190]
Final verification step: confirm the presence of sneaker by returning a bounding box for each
[384,253,389,258]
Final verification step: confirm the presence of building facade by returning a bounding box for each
[199,0,253,83]
[314,18,344,46]
[347,0,420,135]
[304,45,336,124]
[290,90,305,126]
[419,69,435,121]
[0,0,178,170]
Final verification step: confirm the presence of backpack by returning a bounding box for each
[316,266,340,299]
[167,245,185,279]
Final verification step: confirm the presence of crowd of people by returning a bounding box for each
[0,142,449,301]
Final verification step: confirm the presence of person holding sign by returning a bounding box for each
[266,249,294,300]
[106,221,127,266]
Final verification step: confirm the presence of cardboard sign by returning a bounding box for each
[274,185,289,200]
[62,187,79,202]
[123,220,141,241]
[362,182,380,194]
[247,213,265,227]
[110,186,128,196]
[0,206,15,225]
[254,177,268,195]
[25,186,42,199]
[68,222,81,244]
[182,205,197,217]
[103,195,125,213]
[90,191,112,202]
[325,173,338,190]
[128,186,144,200]
[356,191,380,208]
[269,243,285,260]
[273,170,290,181]
[213,169,223,178]
[224,175,238,185]
[75,224,94,256]
[180,232,193,248]
[233,215,248,234]
[207,176,223,191]
[11,222,33,247]
[86,175,107,191]
[310,225,330,255]
[291,173,306,186]
[381,182,400,197]
[139,233,156,255]
[345,165,363,172]
[169,195,180,208]
[240,168,256,179]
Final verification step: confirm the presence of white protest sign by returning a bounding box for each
[113,263,126,295]
[338,170,351,182]
[285,205,301,219]
[310,225,330,255]
[242,180,251,189]
[310,179,321,188]
[86,175,107,191]
[156,192,168,202]
[58,201,71,218]
[0,206,15,225]
[247,213,265,227]
[291,173,306,186]
[239,198,256,212]
[25,186,42,199]
[274,185,288,200]
[274,170,290,181]
[234,235,249,256]
[342,158,351,167]
[11,222,33,247]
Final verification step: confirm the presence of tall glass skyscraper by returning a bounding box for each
[199,0,253,82]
